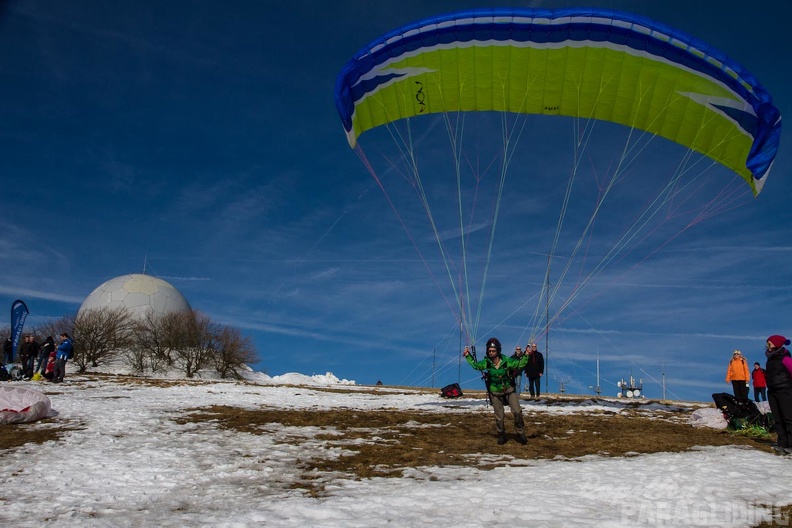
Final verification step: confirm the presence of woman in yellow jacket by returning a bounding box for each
[727,349,750,401]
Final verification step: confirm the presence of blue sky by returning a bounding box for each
[1,0,790,402]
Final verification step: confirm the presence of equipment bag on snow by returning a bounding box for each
[8,366,24,381]
[440,382,463,398]
[712,392,772,430]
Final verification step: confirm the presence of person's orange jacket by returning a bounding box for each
[726,356,750,382]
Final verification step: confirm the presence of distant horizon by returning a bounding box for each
[1,327,733,405]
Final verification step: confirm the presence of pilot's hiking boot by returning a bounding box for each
[497,434,507,445]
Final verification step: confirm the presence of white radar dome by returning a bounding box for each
[79,273,191,318]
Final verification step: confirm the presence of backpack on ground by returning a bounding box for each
[712,392,772,431]
[0,365,8,381]
[440,382,463,398]
[9,365,24,381]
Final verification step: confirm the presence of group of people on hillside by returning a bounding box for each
[726,349,768,402]
[508,343,545,398]
[462,333,792,452]
[726,335,792,456]
[462,337,545,445]
[1,333,73,383]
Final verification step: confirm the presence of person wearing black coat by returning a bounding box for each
[2,337,12,365]
[3,337,14,365]
[36,336,55,376]
[23,335,39,379]
[524,343,545,398]
[765,334,792,455]
[18,335,37,379]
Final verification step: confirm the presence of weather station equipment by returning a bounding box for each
[617,376,643,399]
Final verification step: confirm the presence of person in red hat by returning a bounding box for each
[764,335,792,455]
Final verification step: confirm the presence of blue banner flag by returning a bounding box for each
[11,299,29,360]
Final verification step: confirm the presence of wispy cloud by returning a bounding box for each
[0,285,84,305]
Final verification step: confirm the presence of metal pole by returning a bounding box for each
[596,348,601,396]
[457,294,463,384]
[544,253,550,395]
[432,348,436,388]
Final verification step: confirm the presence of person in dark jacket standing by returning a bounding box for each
[464,337,529,445]
[23,334,39,379]
[524,343,544,398]
[17,335,36,379]
[35,336,55,378]
[53,333,73,383]
[18,335,33,371]
[752,362,767,402]
[2,337,11,365]
[764,335,792,455]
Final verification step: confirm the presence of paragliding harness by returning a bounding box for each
[712,392,773,432]
[481,372,494,407]
[470,346,490,406]
[7,365,23,381]
[471,346,511,407]
[507,365,522,388]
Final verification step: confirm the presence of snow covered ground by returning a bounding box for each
[1,371,791,527]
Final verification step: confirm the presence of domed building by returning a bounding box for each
[79,273,191,318]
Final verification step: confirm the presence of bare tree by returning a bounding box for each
[36,316,75,345]
[72,307,136,373]
[28,317,73,374]
[165,310,215,378]
[212,325,258,379]
[0,326,10,365]
[8,308,264,379]
[131,309,173,374]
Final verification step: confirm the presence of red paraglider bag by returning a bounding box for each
[440,383,463,398]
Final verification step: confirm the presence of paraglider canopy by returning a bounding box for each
[334,7,782,354]
[0,386,51,425]
[335,7,781,195]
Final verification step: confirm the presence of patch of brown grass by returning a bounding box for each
[0,421,83,451]
[754,505,792,527]
[177,403,769,497]
[83,373,215,388]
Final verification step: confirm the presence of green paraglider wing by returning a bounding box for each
[334,8,781,195]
